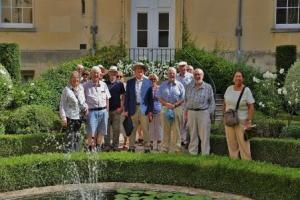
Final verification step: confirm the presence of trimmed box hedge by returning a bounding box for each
[211,135,300,168]
[0,133,299,168]
[0,133,64,157]
[0,153,299,200]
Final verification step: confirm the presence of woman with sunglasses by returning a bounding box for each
[149,74,163,151]
[81,69,90,84]
[117,71,128,149]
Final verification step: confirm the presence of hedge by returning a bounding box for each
[0,133,64,157]
[211,135,300,168]
[5,105,61,134]
[0,153,299,200]
[0,133,299,168]
[0,43,21,81]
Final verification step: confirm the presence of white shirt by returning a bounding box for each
[135,77,144,103]
[59,85,87,120]
[83,80,111,108]
[224,86,255,120]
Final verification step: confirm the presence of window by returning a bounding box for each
[276,0,300,28]
[137,13,147,47]
[0,0,33,28]
[158,13,169,47]
[81,0,86,16]
[21,70,34,83]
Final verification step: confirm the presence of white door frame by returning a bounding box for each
[130,0,175,49]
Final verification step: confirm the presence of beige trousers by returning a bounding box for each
[187,110,211,155]
[105,110,121,148]
[225,122,252,160]
[161,107,182,152]
[129,105,150,148]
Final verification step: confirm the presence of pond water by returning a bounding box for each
[16,188,222,200]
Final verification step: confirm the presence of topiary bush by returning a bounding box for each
[284,61,300,112]
[0,43,21,81]
[0,64,13,110]
[276,45,297,87]
[5,105,61,134]
[175,43,261,94]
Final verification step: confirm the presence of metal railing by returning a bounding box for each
[128,48,177,63]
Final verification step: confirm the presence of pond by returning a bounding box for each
[15,188,223,200]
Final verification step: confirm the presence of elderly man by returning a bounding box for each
[186,65,194,74]
[104,66,126,151]
[157,67,185,153]
[185,68,215,155]
[176,61,193,148]
[83,66,111,152]
[124,62,153,153]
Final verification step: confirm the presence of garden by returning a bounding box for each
[0,43,299,200]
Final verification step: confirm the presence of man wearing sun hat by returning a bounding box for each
[104,66,126,151]
[124,62,154,153]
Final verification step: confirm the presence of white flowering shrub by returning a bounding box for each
[253,71,284,117]
[0,64,13,109]
[117,59,170,80]
[284,61,300,112]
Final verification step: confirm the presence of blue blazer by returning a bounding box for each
[124,76,153,116]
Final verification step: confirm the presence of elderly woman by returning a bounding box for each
[60,71,87,152]
[149,74,163,150]
[223,71,255,160]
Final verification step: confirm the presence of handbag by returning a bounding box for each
[123,116,134,137]
[224,86,246,127]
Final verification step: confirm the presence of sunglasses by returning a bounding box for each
[117,75,123,78]
[150,78,157,81]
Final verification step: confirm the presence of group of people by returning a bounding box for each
[59,61,255,160]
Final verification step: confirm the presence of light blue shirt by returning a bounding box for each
[176,72,193,87]
[157,80,185,104]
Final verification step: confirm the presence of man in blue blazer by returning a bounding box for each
[124,62,153,152]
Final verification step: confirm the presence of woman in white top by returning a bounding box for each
[223,71,255,160]
[60,71,88,152]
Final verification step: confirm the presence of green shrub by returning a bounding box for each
[284,61,300,112]
[253,72,283,117]
[95,45,127,67]
[5,105,61,134]
[0,153,299,200]
[282,124,300,139]
[276,45,297,87]
[0,43,21,81]
[0,133,64,157]
[175,43,261,94]
[11,56,102,110]
[0,64,13,110]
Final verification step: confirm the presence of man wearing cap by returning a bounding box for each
[83,66,111,152]
[176,61,193,148]
[185,68,215,155]
[124,62,153,153]
[157,67,185,153]
[104,66,126,151]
